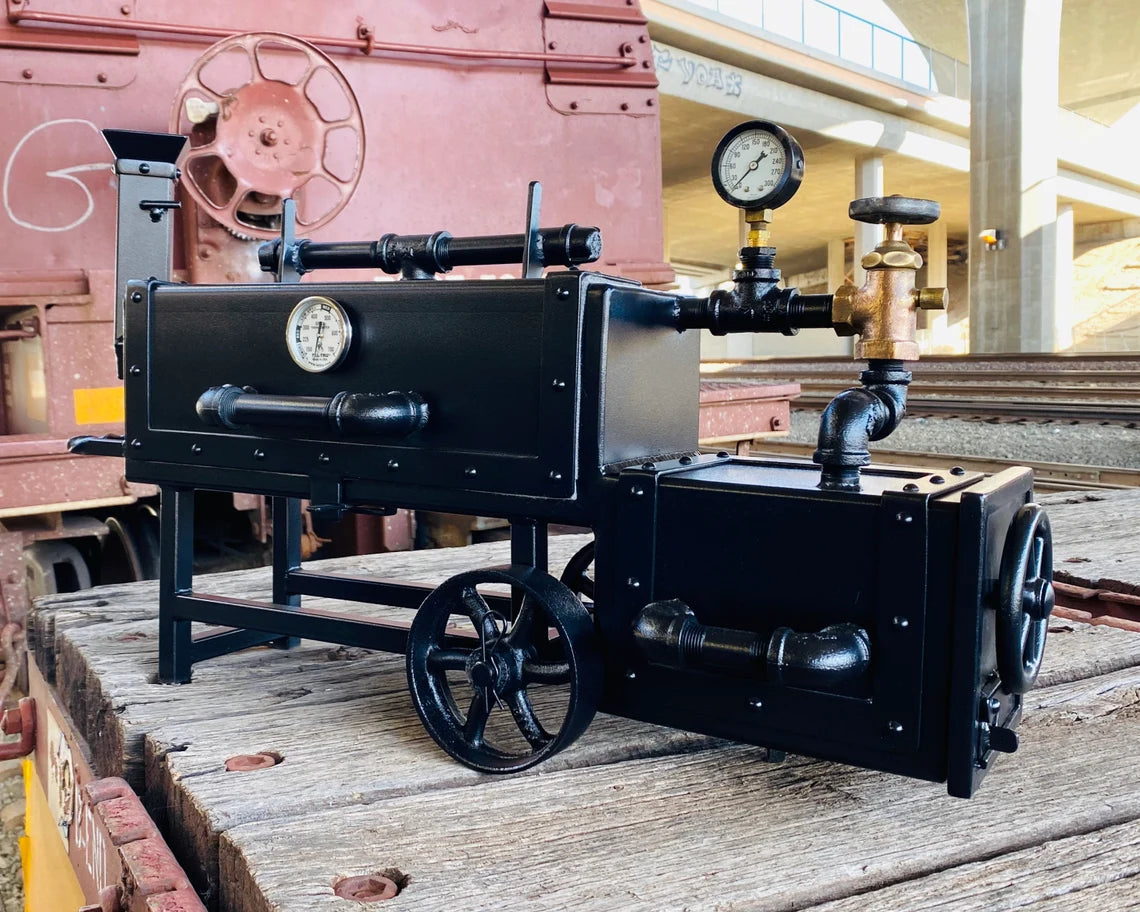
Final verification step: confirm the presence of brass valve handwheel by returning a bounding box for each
[170,32,365,240]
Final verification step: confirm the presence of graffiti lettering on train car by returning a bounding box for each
[652,44,743,97]
[3,119,111,232]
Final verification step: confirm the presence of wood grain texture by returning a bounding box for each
[1039,489,1140,595]
[37,535,593,789]
[32,507,1140,912]
[147,683,720,906]
[215,665,1140,912]
[801,817,1140,911]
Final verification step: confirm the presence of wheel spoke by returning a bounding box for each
[461,586,500,642]
[426,648,470,673]
[463,690,492,746]
[1031,534,1045,580]
[522,660,571,685]
[507,690,552,748]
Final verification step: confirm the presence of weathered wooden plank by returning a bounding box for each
[42,522,1140,791]
[1039,489,1140,595]
[800,817,1140,911]
[45,535,593,788]
[146,686,720,907]
[216,665,1140,912]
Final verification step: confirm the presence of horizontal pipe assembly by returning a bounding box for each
[633,600,871,698]
[196,386,428,437]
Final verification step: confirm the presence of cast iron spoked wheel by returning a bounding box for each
[560,541,596,605]
[996,503,1054,695]
[406,566,602,773]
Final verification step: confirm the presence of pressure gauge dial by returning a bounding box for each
[710,121,805,210]
[286,296,353,372]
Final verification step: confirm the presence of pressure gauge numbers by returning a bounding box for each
[286,296,353,372]
[711,121,804,211]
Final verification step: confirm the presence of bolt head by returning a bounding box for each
[21,69,33,79]
[128,365,140,376]
[190,444,202,455]
[1,708,21,735]
[138,162,150,174]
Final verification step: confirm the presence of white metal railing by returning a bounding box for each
[682,0,970,98]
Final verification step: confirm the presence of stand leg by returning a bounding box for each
[510,518,548,616]
[271,497,302,649]
[158,486,194,683]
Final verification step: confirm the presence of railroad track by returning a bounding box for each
[701,356,1140,426]
[716,439,1140,493]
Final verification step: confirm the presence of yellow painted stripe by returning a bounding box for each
[22,758,87,912]
[73,386,125,425]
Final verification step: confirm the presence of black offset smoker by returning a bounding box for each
[72,123,1054,798]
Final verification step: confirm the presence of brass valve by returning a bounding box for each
[831,196,947,361]
[743,207,774,248]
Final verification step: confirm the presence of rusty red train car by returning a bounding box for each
[0,0,668,624]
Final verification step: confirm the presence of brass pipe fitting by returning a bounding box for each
[833,218,947,361]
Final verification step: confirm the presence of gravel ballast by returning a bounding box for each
[784,409,1140,469]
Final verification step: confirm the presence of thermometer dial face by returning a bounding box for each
[285,296,352,372]
[710,121,804,210]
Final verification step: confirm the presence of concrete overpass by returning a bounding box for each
[648,0,1140,354]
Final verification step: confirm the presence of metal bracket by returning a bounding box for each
[522,181,543,279]
[275,198,303,284]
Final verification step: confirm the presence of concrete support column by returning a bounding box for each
[1055,202,1074,350]
[921,219,949,351]
[827,237,847,290]
[967,0,1062,353]
[927,219,947,289]
[853,155,884,287]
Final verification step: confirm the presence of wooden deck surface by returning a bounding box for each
[29,490,1140,912]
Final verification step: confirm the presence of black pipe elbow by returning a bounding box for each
[813,361,910,490]
[766,623,872,698]
[632,601,872,698]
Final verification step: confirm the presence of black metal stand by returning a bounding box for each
[155,487,539,684]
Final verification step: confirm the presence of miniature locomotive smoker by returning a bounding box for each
[72,122,1055,798]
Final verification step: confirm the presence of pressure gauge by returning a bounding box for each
[285,296,353,372]
[710,121,805,210]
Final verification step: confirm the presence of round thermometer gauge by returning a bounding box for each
[710,120,805,210]
[285,296,353,372]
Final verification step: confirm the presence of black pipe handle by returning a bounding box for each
[258,224,602,277]
[196,386,428,437]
